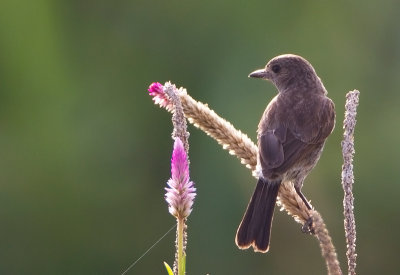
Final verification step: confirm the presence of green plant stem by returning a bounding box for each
[177,217,185,275]
[177,217,184,275]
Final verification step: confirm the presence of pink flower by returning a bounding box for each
[148,82,171,109]
[165,138,196,218]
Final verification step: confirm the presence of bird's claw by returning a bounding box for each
[301,217,315,235]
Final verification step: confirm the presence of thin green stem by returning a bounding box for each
[177,217,185,275]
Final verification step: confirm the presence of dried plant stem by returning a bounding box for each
[341,90,360,275]
[311,210,342,275]
[180,92,258,171]
[277,181,312,224]
[164,82,190,153]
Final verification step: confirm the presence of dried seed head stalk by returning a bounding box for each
[311,210,342,275]
[164,82,190,153]
[180,90,258,170]
[341,90,359,275]
[277,181,312,224]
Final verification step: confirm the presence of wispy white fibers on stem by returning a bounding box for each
[341,90,359,275]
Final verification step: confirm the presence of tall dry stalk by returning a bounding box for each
[341,90,360,275]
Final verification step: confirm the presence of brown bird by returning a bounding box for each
[235,54,335,253]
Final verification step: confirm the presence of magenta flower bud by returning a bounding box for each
[165,138,196,219]
[148,82,172,110]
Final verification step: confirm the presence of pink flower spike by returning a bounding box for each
[148,82,163,96]
[148,82,171,109]
[165,138,196,219]
[171,138,189,185]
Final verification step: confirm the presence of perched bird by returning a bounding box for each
[235,54,335,253]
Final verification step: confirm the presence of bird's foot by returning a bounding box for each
[301,217,315,235]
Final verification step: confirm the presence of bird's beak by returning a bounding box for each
[248,69,270,79]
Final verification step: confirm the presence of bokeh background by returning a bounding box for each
[1,0,399,274]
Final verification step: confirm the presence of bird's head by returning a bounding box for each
[249,54,322,93]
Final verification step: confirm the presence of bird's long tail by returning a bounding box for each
[235,177,281,253]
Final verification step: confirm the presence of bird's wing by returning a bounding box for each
[259,125,307,173]
[292,97,336,144]
[259,126,286,169]
[259,97,335,174]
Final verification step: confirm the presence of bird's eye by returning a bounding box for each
[271,64,281,73]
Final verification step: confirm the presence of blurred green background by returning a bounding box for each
[0,0,399,274]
